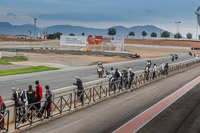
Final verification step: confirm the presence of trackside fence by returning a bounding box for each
[2,58,200,132]
[0,110,9,132]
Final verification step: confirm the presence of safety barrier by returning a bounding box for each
[0,110,9,132]
[15,93,73,129]
[3,57,200,132]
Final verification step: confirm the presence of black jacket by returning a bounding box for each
[27,88,35,104]
[73,79,83,90]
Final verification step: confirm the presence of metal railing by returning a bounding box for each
[15,93,72,129]
[0,110,9,132]
[13,58,200,130]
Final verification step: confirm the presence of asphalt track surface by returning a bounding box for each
[0,53,194,100]
[138,83,200,133]
[23,65,200,133]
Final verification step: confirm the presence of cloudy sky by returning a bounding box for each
[0,0,199,37]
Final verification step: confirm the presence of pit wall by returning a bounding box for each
[3,57,200,132]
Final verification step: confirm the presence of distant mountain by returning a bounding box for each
[0,22,173,39]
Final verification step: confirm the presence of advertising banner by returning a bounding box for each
[111,36,124,44]
[60,35,87,46]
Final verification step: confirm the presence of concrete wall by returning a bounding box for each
[0,48,130,58]
[3,57,200,132]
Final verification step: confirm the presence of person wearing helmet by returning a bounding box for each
[96,62,104,75]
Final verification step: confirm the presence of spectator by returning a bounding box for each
[16,88,26,123]
[110,67,115,77]
[115,68,122,89]
[164,62,169,75]
[0,95,6,130]
[121,68,128,88]
[73,76,84,104]
[128,68,135,88]
[26,85,35,119]
[11,87,16,100]
[160,62,165,75]
[35,80,43,117]
[43,85,52,119]
[144,65,149,80]
[153,63,157,79]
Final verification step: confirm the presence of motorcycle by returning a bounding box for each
[97,67,104,78]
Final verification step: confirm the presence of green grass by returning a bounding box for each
[1,56,27,62]
[0,56,27,65]
[88,61,99,66]
[0,66,58,76]
[0,60,11,65]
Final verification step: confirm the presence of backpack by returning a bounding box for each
[16,92,23,106]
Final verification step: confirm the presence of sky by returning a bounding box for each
[0,0,200,38]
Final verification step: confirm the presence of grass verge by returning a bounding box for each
[0,56,27,65]
[0,66,58,76]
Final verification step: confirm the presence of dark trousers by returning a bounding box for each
[78,90,84,104]
[153,72,156,79]
[128,77,133,88]
[41,103,51,118]
[35,98,41,117]
[35,98,41,111]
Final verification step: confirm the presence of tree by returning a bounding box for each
[69,33,75,36]
[108,28,116,36]
[161,31,170,38]
[151,32,157,39]
[174,33,182,39]
[186,33,192,39]
[141,31,147,39]
[81,32,85,36]
[128,31,135,38]
[47,32,62,39]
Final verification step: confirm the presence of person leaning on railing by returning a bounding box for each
[0,94,6,130]
[128,68,135,88]
[73,76,84,104]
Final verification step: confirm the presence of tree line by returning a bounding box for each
[107,27,200,39]
[47,28,200,40]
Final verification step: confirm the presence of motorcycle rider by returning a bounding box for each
[97,62,104,71]
[96,62,104,77]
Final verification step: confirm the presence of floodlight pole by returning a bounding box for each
[34,18,37,39]
[175,21,181,45]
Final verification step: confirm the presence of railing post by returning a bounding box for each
[7,110,9,132]
[93,87,95,101]
[60,96,62,114]
[74,89,76,108]
[100,85,102,99]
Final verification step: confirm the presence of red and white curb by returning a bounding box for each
[114,76,200,133]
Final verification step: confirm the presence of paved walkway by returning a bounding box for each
[23,65,200,133]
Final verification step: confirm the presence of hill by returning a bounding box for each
[0,22,173,39]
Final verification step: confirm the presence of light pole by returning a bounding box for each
[175,21,181,45]
[34,18,37,39]
[28,30,31,39]
[175,21,181,37]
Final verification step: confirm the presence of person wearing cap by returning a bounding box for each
[73,76,84,104]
